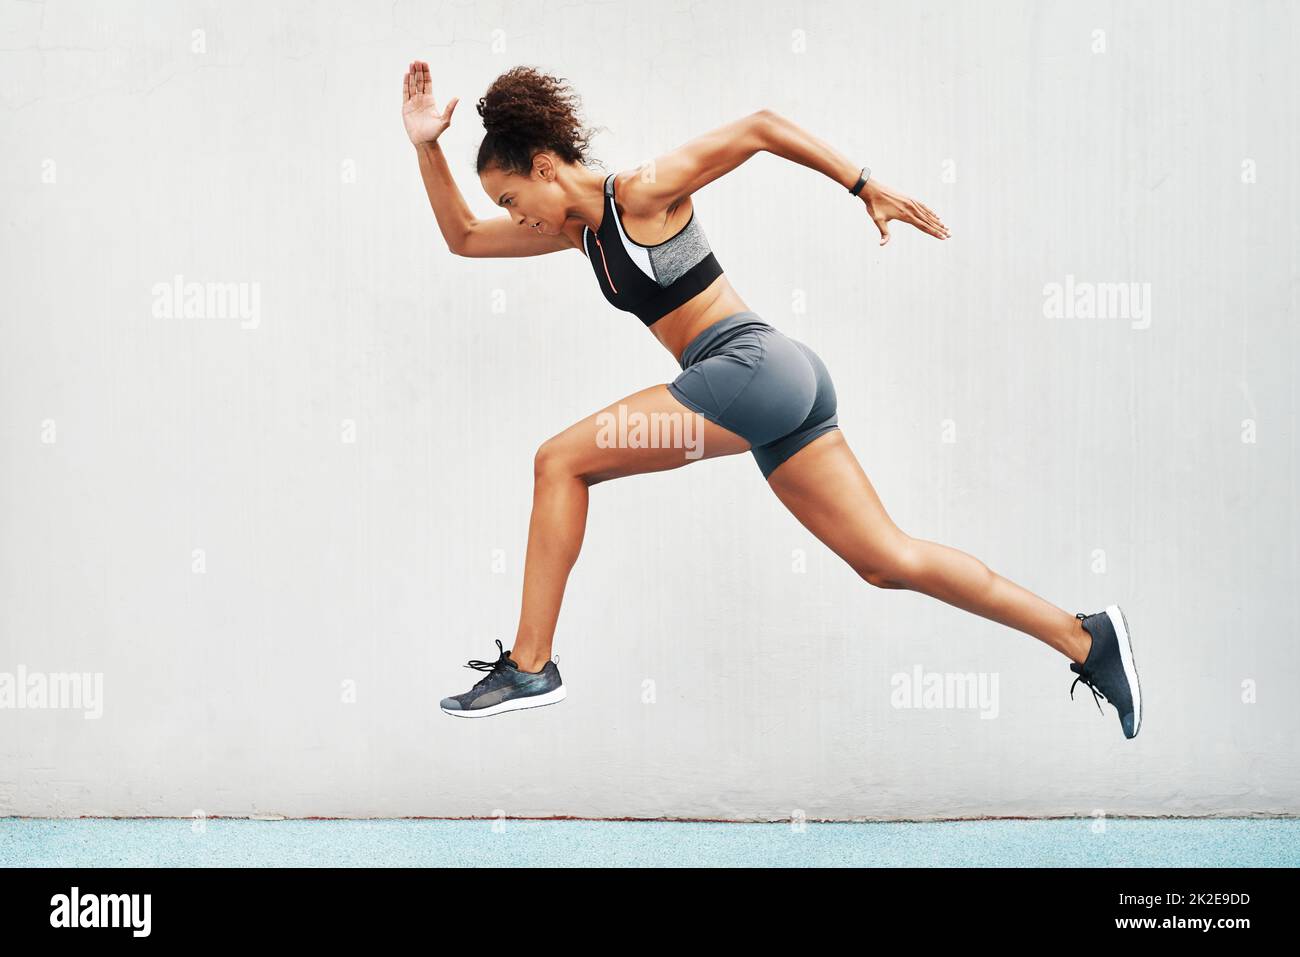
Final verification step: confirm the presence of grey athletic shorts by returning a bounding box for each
[667,311,840,478]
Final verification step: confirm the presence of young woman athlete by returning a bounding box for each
[403,61,1142,739]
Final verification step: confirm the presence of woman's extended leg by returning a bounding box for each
[508,384,752,672]
[766,430,1093,663]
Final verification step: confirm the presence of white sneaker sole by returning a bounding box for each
[1106,603,1141,737]
[440,684,567,718]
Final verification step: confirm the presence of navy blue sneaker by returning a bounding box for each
[1069,604,1143,739]
[439,640,566,718]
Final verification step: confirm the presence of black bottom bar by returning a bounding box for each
[0,866,1286,943]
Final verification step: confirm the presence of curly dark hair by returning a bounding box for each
[475,66,598,175]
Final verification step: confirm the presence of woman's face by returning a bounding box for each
[480,155,569,237]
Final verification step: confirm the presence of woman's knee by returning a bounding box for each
[534,434,599,484]
[855,536,922,590]
[534,435,573,481]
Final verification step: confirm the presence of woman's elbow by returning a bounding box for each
[446,224,475,257]
[750,109,780,149]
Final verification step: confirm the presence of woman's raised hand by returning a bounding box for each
[860,179,950,245]
[403,60,459,146]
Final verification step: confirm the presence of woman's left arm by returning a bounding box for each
[631,109,949,246]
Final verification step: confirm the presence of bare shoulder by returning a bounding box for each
[612,166,695,243]
[612,166,675,217]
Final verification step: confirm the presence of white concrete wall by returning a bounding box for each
[1,0,1297,820]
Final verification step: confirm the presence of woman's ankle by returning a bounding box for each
[510,649,551,673]
[1067,619,1093,664]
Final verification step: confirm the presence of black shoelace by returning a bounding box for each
[464,639,513,692]
[1069,611,1107,714]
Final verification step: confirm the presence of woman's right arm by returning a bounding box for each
[413,139,574,257]
[405,61,574,258]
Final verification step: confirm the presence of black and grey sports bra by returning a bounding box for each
[582,172,724,327]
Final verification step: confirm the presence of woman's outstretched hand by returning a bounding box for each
[861,179,950,245]
[403,60,459,146]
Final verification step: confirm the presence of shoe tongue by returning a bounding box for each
[502,653,518,670]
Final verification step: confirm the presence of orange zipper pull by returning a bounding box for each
[593,235,618,293]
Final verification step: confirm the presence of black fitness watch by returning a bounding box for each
[848,166,871,196]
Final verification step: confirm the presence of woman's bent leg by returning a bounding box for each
[766,430,1093,664]
[510,384,751,671]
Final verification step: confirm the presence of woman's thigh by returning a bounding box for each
[538,383,752,485]
[765,429,913,580]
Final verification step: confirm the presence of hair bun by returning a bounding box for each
[474,65,594,174]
